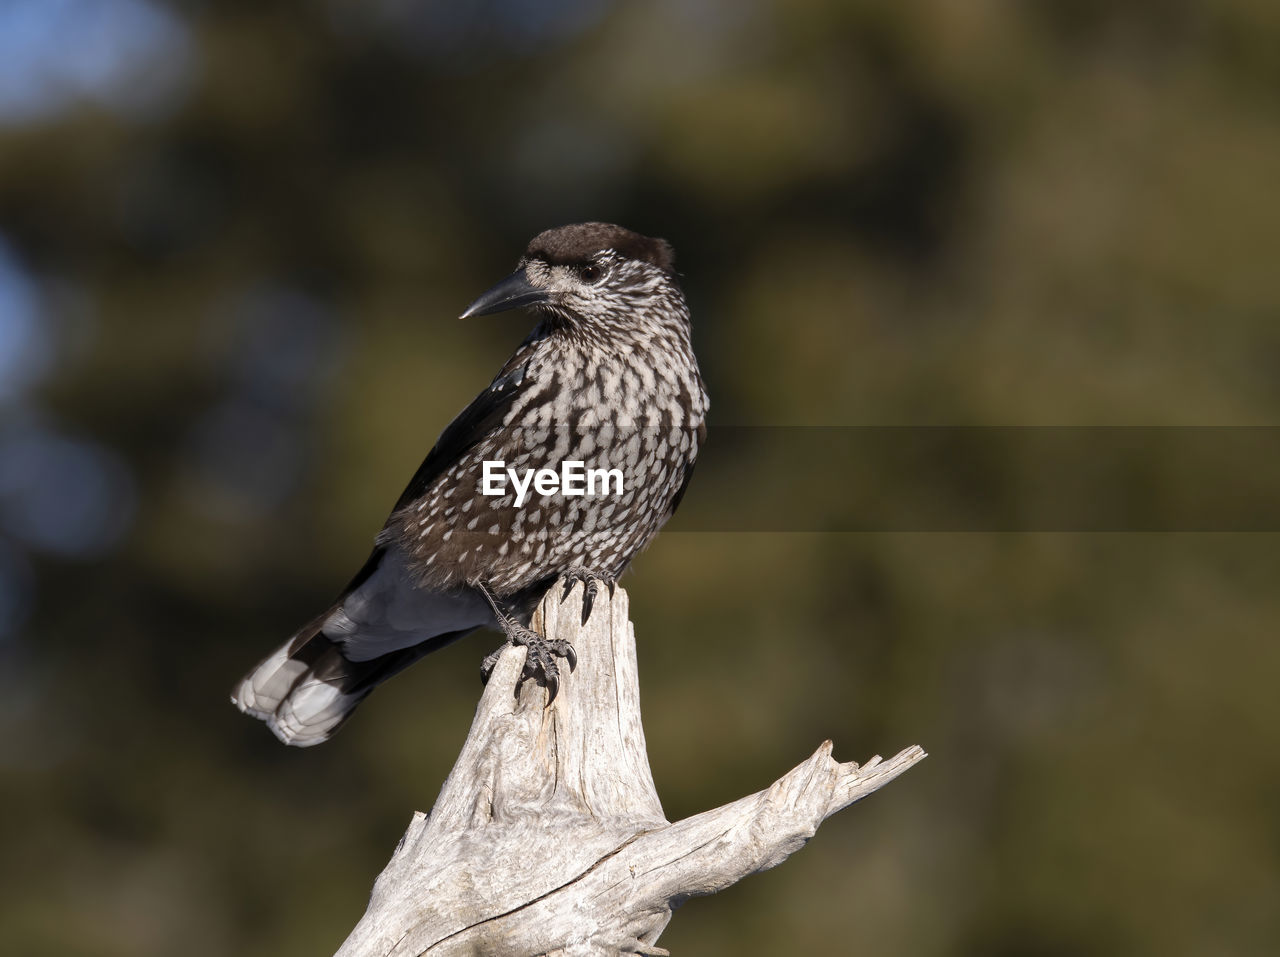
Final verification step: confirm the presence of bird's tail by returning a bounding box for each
[231,615,471,747]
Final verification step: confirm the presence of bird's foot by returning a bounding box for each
[476,581,577,704]
[480,620,577,702]
[559,567,616,624]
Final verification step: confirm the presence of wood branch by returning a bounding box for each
[335,581,926,957]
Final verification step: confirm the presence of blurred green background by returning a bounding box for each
[2,1,1278,954]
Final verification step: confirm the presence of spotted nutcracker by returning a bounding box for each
[233,223,708,746]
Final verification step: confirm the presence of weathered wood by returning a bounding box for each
[336,581,925,957]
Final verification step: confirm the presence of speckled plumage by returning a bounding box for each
[233,224,707,746]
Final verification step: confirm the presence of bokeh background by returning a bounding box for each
[2,1,1279,954]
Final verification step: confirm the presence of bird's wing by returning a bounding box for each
[231,351,539,747]
[390,356,536,512]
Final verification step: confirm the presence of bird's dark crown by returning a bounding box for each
[525,223,675,274]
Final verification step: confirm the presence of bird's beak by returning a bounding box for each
[459,269,549,318]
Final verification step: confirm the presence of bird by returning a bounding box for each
[232,223,708,746]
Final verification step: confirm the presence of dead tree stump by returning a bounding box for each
[335,580,925,956]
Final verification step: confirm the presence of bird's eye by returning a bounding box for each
[579,264,603,283]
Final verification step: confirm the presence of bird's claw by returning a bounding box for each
[480,645,503,683]
[559,568,616,624]
[522,631,577,703]
[480,620,577,705]
[475,578,579,703]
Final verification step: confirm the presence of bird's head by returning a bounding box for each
[460,223,685,337]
